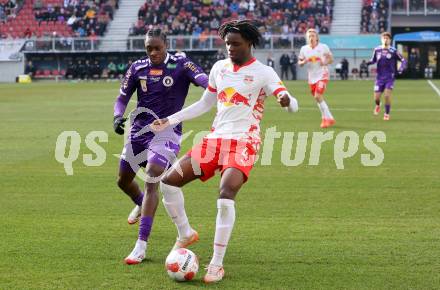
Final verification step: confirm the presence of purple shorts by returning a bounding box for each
[119,131,180,174]
[374,79,394,92]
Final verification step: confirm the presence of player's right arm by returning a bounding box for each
[151,62,219,132]
[297,46,307,67]
[113,64,137,135]
[367,48,378,66]
[264,67,299,113]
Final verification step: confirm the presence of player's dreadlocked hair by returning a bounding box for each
[218,20,262,48]
[145,28,167,43]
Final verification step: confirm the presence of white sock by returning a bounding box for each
[160,182,192,239]
[128,239,146,258]
[317,100,334,119]
[210,199,236,267]
[135,239,147,252]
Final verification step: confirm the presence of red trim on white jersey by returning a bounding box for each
[207,85,217,92]
[232,57,257,72]
[273,87,287,96]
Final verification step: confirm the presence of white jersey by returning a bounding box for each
[299,43,331,84]
[206,58,287,142]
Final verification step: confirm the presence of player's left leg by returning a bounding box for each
[313,80,335,128]
[204,167,245,283]
[383,88,392,120]
[124,162,166,265]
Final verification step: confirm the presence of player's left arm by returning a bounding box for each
[183,59,209,89]
[264,67,298,113]
[322,45,333,65]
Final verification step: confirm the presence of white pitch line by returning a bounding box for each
[267,107,440,112]
[428,80,440,100]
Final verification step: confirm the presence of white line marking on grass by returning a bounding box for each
[428,80,440,100]
[268,107,440,112]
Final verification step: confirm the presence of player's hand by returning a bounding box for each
[298,57,307,66]
[113,115,127,135]
[277,93,290,107]
[320,53,330,66]
[150,118,170,132]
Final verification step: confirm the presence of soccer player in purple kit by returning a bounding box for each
[112,28,208,264]
[367,32,407,121]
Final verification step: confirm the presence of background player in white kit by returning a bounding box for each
[151,20,298,283]
[298,28,336,128]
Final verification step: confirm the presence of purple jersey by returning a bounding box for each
[114,53,208,142]
[368,46,407,81]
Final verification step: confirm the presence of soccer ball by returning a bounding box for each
[165,248,199,282]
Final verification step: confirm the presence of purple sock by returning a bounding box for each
[132,192,144,206]
[138,216,154,241]
[385,104,391,114]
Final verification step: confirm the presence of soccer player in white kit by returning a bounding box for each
[298,28,336,128]
[151,20,299,283]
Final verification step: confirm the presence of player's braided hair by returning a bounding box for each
[146,28,167,43]
[218,20,262,48]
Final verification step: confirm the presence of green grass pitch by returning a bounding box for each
[0,80,439,289]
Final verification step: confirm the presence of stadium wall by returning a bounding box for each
[0,60,24,82]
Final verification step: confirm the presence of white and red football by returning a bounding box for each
[165,248,199,282]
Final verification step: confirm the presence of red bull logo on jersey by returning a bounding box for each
[218,87,250,107]
[308,56,321,63]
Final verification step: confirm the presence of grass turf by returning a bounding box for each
[0,80,439,289]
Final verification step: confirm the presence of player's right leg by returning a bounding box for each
[118,159,143,224]
[383,88,393,120]
[204,167,246,283]
[161,155,203,251]
[125,163,165,265]
[373,81,385,115]
[310,80,335,128]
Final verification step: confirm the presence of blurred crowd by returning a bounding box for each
[129,0,334,42]
[360,0,388,34]
[0,0,22,22]
[33,0,118,37]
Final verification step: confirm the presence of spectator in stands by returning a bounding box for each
[0,3,7,23]
[360,0,389,34]
[340,58,349,80]
[214,49,226,61]
[130,0,333,39]
[84,59,92,79]
[290,51,298,80]
[23,28,32,38]
[33,0,43,10]
[24,61,36,78]
[408,48,420,79]
[107,60,117,78]
[65,60,77,79]
[91,60,101,79]
[280,53,290,80]
[77,59,86,80]
[117,62,127,78]
[267,53,275,68]
[359,60,369,79]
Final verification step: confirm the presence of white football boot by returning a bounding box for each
[124,239,147,265]
[127,205,141,224]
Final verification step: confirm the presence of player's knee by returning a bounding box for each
[117,176,128,190]
[161,172,180,187]
[314,94,323,102]
[219,185,238,200]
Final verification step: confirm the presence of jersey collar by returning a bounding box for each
[148,53,170,66]
[232,57,256,72]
